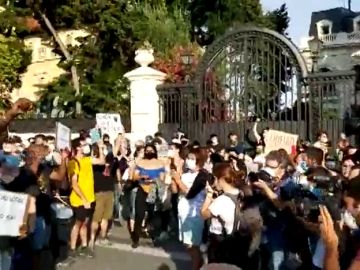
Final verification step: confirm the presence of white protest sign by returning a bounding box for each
[55,122,71,150]
[96,113,124,137]
[264,129,299,155]
[157,143,169,158]
[0,190,28,236]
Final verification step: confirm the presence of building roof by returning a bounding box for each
[309,7,360,37]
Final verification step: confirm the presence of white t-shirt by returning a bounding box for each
[209,189,240,235]
[178,172,205,219]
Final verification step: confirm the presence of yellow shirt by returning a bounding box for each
[68,157,95,207]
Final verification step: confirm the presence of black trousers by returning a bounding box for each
[132,188,154,243]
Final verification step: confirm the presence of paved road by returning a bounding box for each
[63,226,191,270]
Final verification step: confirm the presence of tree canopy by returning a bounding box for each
[1,0,291,117]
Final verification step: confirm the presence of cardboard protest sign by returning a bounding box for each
[96,113,124,137]
[264,130,298,155]
[0,190,28,236]
[55,122,71,150]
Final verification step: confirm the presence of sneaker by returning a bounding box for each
[56,256,75,268]
[87,248,95,258]
[158,232,169,242]
[99,238,112,246]
[78,246,87,257]
[131,241,139,249]
[68,249,77,260]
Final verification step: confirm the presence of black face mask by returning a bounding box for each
[144,152,156,160]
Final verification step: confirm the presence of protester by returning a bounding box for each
[89,142,114,254]
[172,149,208,270]
[1,113,360,270]
[68,138,96,258]
[130,143,165,248]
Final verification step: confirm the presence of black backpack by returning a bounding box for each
[217,193,263,257]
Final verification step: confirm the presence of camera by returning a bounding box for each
[292,173,342,223]
[248,169,274,186]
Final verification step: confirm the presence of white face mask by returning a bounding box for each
[85,138,92,145]
[168,149,175,158]
[343,210,358,230]
[185,159,197,171]
[45,152,62,166]
[82,145,91,155]
[48,143,55,152]
[2,143,13,153]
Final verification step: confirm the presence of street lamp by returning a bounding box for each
[180,50,194,82]
[308,36,323,73]
[180,51,194,66]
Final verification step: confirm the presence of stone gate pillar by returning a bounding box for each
[124,48,166,139]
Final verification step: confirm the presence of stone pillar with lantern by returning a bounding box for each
[124,45,166,139]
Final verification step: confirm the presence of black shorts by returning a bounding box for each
[73,202,95,222]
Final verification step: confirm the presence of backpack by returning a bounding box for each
[217,193,263,257]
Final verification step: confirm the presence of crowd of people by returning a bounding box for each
[0,113,359,270]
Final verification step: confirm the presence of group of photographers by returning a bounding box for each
[188,130,360,270]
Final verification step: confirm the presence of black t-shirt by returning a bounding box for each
[3,167,40,197]
[93,163,116,193]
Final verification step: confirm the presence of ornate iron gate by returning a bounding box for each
[158,26,356,143]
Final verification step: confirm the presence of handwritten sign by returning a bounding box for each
[55,122,71,150]
[96,113,124,137]
[0,190,28,236]
[264,129,298,155]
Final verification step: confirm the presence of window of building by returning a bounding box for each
[317,20,333,36]
[321,25,330,35]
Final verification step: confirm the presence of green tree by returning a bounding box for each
[188,0,290,46]
[37,0,192,117]
[265,4,290,35]
[0,34,31,109]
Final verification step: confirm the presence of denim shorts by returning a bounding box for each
[178,216,204,246]
[31,217,51,251]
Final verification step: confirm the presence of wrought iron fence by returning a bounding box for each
[158,69,357,145]
[307,70,356,144]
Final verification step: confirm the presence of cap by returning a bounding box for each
[0,153,21,184]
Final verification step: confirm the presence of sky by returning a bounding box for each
[261,0,360,44]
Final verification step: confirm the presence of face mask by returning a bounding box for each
[0,155,21,184]
[144,152,156,160]
[48,144,55,152]
[45,152,62,166]
[82,145,91,155]
[297,161,308,173]
[211,138,218,145]
[343,210,358,230]
[185,159,197,171]
[168,149,175,158]
[85,138,92,145]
